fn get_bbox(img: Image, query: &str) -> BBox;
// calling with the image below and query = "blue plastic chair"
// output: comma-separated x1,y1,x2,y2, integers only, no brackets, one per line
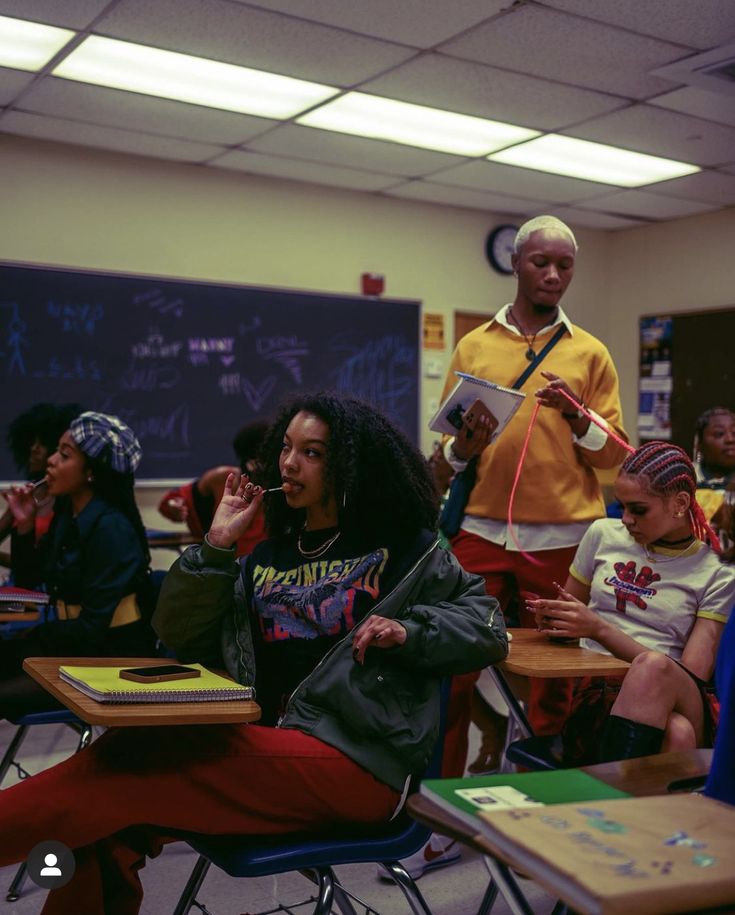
505,734,565,771
171,683,452,915
0,709,93,902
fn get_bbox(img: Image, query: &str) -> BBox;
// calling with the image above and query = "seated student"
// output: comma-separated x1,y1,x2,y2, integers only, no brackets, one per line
528,441,735,764
0,411,156,720
692,406,735,538
0,392,507,915
157,420,269,555
0,402,83,550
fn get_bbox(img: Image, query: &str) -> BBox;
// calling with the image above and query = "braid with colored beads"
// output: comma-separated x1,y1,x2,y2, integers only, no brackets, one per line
621,441,721,553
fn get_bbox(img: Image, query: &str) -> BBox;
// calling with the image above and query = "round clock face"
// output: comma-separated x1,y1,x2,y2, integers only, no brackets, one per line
485,224,518,275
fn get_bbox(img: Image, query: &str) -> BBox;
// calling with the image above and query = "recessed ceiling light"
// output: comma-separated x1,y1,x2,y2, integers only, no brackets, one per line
488,134,700,186
0,14,75,72
52,35,339,119
297,92,539,157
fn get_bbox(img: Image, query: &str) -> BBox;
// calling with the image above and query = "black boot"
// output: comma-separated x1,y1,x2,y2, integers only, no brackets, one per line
598,714,665,762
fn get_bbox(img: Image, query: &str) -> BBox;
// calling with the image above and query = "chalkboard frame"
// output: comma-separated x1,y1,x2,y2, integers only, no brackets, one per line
0,260,421,484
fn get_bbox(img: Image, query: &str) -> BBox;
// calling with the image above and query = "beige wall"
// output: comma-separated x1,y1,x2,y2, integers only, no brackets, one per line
2,134,734,547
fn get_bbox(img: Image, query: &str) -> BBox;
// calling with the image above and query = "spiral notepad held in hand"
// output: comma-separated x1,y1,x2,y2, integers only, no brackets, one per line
429,372,525,438
59,664,254,704
0,586,48,604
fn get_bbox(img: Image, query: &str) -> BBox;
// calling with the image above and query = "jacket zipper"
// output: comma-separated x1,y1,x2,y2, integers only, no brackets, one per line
276,537,441,724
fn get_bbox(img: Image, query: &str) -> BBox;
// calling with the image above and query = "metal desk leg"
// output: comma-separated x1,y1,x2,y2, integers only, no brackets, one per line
488,667,534,772
482,855,536,915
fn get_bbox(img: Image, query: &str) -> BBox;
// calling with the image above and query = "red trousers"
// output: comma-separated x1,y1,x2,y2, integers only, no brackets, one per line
0,723,399,915
449,530,579,738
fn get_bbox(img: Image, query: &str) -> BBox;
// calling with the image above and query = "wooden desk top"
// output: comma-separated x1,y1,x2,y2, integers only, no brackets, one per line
0,609,40,623
500,629,631,678
146,530,201,549
407,748,713,849
23,657,261,727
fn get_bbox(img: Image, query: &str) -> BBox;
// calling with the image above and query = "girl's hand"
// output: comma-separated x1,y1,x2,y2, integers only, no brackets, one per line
352,615,407,665
5,484,37,534
207,473,264,549
527,582,601,640
162,496,188,523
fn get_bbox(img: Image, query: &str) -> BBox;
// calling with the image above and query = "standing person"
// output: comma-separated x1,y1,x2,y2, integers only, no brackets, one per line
0,412,156,720
157,420,269,556
442,215,628,776
530,441,734,764
0,393,507,914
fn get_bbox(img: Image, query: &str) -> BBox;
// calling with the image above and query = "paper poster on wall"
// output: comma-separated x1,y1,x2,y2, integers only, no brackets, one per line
423,313,445,350
639,316,672,439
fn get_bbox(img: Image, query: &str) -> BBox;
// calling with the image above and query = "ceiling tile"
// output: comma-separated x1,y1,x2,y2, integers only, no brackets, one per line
543,0,735,50
229,0,506,48
721,165,735,176
650,86,735,129
19,77,278,145
0,0,110,29
546,205,647,230
384,181,548,215
246,124,462,177
95,0,415,87
0,67,34,105
644,169,735,205
211,149,399,190
575,189,719,219
563,104,735,166
434,160,616,202
0,110,224,161
361,54,627,131
440,4,692,99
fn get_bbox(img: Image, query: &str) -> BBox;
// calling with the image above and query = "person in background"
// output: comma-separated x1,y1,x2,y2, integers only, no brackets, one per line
692,407,735,538
0,392,507,913
158,420,269,556
438,215,628,792
530,441,734,764
0,411,156,720
0,402,83,551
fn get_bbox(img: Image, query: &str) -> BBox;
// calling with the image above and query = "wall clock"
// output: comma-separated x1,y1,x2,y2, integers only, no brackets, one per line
485,224,518,275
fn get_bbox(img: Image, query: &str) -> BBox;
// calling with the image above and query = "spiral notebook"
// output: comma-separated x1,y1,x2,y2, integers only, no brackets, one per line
0,586,49,611
59,664,254,704
429,371,525,438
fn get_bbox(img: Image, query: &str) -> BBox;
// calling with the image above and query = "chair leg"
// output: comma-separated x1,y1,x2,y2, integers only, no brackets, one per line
299,866,336,915
172,855,211,915
0,725,29,786
476,876,499,915
331,875,359,915
380,862,436,915
74,722,93,751
5,862,27,903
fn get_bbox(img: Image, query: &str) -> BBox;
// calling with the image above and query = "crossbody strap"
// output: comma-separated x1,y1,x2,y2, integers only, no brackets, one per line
511,323,567,390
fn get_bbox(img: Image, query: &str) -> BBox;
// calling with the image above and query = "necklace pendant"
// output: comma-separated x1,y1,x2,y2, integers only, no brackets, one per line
525,347,536,361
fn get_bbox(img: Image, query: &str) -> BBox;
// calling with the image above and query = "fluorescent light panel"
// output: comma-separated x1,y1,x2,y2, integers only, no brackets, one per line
52,35,339,119
489,134,700,186
297,92,539,156
0,14,75,72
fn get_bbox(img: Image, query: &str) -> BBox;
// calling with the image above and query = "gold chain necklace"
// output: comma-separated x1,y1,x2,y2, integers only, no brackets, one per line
509,309,540,361
297,529,341,558
643,540,695,564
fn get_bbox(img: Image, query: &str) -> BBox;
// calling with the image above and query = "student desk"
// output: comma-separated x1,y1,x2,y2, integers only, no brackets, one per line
0,610,40,623
146,530,201,553
22,657,261,727
408,748,714,915
492,629,631,742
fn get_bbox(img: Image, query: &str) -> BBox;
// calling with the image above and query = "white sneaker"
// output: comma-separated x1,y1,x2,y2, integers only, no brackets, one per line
377,838,461,880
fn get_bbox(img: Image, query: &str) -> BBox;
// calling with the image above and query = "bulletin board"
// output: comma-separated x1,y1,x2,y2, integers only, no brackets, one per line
639,307,735,451
0,263,420,481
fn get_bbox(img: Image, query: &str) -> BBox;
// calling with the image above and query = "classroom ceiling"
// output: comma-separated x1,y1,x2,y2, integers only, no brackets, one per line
2,0,735,230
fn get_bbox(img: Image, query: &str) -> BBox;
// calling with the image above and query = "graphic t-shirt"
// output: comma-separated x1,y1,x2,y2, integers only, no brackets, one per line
242,528,430,724
570,519,735,660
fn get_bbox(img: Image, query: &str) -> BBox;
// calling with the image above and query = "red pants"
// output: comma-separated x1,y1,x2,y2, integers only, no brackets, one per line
450,530,579,738
0,723,399,915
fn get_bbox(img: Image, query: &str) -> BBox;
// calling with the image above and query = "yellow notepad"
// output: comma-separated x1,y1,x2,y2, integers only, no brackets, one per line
59,664,254,704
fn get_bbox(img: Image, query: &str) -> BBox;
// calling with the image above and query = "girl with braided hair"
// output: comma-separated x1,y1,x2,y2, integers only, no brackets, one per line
529,440,735,764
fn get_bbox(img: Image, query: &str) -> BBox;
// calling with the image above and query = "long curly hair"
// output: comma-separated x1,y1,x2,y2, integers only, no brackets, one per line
6,402,84,477
259,392,439,543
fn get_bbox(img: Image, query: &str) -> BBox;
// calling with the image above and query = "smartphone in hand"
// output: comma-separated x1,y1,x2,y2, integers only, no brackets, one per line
462,400,499,439
119,664,201,683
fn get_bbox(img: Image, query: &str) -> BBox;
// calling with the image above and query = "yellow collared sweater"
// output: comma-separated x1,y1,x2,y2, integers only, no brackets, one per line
442,320,629,525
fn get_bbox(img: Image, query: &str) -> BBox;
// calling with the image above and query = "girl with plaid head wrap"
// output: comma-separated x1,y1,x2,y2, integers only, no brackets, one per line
527,440,735,765
1,412,156,721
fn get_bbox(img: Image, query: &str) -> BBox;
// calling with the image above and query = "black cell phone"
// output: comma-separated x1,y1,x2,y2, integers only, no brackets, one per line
119,664,201,683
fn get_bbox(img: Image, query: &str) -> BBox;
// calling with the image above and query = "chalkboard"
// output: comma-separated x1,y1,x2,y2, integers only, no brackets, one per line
0,264,420,481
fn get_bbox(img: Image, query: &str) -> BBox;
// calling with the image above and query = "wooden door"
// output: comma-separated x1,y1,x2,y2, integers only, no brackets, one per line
454,311,495,348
